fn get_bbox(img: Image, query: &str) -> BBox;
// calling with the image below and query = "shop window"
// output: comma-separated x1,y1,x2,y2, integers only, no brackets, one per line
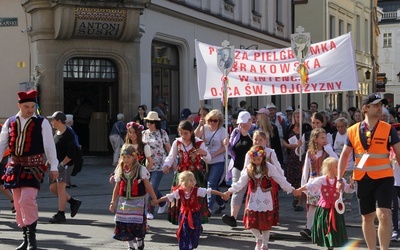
151,42,180,124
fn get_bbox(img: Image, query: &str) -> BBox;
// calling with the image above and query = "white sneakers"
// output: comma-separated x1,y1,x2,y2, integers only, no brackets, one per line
146,213,154,220
157,204,167,214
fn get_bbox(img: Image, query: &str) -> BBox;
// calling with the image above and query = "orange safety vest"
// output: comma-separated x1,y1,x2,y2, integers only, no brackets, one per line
348,121,393,180
0,123,10,158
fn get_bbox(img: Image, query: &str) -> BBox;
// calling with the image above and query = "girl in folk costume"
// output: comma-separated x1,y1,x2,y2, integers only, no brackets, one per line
163,120,211,225
125,122,153,172
152,171,227,250
243,130,285,226
294,157,354,249
109,144,157,250
300,128,338,239
225,145,295,250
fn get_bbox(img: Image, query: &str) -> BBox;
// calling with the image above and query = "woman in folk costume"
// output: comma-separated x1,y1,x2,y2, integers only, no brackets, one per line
109,144,157,250
294,157,354,249
299,128,338,239
152,171,227,250
163,120,211,225
225,145,295,250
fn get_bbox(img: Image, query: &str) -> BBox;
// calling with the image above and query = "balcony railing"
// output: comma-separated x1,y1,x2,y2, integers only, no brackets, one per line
382,11,400,20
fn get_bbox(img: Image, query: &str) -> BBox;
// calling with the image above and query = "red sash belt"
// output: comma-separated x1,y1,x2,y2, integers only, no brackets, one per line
176,208,194,240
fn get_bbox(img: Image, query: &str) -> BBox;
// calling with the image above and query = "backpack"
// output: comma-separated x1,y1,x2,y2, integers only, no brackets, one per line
71,145,83,176
68,126,84,176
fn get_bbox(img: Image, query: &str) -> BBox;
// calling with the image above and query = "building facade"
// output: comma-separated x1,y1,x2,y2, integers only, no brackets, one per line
295,0,374,110
0,0,293,152
377,0,400,108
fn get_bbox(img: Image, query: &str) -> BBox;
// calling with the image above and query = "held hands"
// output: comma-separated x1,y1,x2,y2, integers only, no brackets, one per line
222,191,232,201
292,189,302,197
151,199,159,207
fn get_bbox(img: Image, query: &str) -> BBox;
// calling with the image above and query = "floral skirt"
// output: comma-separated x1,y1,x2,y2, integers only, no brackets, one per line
312,206,348,248
243,209,274,231
168,170,209,225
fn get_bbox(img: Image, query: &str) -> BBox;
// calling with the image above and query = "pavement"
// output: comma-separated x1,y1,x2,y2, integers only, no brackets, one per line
0,154,399,250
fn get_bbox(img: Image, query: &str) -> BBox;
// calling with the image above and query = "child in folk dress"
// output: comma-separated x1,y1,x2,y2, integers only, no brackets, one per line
225,145,295,250
244,130,285,226
300,128,338,239
294,157,354,249
152,171,227,250
109,144,157,250
163,120,211,225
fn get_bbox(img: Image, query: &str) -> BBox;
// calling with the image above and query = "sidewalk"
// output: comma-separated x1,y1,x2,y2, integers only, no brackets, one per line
0,155,399,249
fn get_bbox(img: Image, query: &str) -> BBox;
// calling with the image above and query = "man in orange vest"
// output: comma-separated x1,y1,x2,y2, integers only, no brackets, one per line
337,93,400,250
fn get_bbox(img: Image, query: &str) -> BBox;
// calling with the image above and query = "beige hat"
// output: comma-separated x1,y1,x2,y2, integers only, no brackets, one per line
266,103,277,109
144,111,161,121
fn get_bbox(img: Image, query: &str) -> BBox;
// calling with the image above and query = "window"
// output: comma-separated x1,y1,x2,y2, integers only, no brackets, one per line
356,15,361,50
383,32,392,48
63,58,116,79
252,0,261,16
329,15,335,39
151,42,180,123
276,0,283,24
347,23,351,33
339,19,344,35
364,19,369,52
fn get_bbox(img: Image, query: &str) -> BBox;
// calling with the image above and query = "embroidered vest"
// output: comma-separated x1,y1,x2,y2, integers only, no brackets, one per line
318,176,339,208
178,187,201,213
248,174,272,192
8,116,45,156
118,171,146,198
176,140,204,171
309,150,327,177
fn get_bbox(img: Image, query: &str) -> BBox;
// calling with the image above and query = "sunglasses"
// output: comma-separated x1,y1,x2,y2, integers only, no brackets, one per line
208,119,219,123
146,121,155,124
332,113,338,116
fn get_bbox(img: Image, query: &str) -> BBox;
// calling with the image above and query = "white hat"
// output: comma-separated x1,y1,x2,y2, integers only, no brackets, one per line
266,103,277,109
237,111,251,124
65,114,74,123
144,111,161,121
285,106,293,111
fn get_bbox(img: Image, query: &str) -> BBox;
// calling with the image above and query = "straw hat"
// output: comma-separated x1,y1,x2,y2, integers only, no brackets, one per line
144,111,161,121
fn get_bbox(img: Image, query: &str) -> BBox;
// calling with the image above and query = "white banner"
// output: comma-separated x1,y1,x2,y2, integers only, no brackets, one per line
195,33,358,100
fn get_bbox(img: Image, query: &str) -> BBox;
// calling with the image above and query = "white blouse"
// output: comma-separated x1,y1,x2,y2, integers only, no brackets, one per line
166,187,212,202
228,162,294,212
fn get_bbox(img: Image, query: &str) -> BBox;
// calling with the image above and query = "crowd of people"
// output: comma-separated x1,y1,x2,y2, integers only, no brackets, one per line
1,90,400,250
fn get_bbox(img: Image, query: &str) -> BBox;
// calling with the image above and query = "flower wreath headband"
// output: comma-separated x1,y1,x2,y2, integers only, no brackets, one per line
126,122,144,131
248,147,266,158
121,149,138,157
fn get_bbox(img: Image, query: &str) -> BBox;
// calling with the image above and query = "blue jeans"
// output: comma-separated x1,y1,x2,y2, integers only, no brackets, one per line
147,170,166,214
207,162,225,210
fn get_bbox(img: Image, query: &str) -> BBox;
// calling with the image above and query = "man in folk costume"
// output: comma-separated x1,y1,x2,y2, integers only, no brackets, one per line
0,90,59,250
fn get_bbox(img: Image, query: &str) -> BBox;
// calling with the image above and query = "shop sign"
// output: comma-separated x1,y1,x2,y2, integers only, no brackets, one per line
0,18,18,27
73,8,126,39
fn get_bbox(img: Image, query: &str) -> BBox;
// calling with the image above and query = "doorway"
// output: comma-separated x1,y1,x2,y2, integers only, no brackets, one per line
63,58,118,153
